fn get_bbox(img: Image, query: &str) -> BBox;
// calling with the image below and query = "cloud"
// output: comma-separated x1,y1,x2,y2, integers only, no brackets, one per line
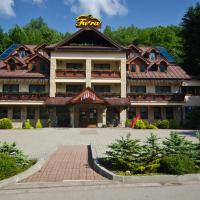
0,0,15,17
64,0,128,18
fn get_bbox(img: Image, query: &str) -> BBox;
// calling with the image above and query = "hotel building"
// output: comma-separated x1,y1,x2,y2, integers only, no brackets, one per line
0,26,199,128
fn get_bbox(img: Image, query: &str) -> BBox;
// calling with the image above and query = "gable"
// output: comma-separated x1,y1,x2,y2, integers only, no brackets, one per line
53,27,127,51
68,87,108,104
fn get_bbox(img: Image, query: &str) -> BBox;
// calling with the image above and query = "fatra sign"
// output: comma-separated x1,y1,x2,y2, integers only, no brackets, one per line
76,15,102,29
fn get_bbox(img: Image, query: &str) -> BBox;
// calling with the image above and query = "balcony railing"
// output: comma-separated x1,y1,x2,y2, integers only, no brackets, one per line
96,92,121,98
92,70,121,78
128,93,185,102
0,93,49,101
56,69,85,78
56,92,79,97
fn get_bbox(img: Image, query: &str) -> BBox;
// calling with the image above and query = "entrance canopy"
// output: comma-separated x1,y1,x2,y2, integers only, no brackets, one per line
45,87,130,106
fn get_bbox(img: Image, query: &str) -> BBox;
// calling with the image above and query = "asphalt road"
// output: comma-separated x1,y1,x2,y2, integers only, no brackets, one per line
0,183,200,200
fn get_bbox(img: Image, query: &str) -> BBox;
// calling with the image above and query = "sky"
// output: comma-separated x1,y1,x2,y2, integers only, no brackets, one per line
0,0,199,33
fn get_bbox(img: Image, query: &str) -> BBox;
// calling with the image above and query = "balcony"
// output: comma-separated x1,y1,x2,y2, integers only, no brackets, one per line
0,93,49,101
128,93,185,102
56,92,79,97
92,70,121,78
56,69,85,78
96,92,121,98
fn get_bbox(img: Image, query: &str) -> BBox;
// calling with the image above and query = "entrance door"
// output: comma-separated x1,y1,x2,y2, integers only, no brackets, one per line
56,107,70,127
79,108,97,127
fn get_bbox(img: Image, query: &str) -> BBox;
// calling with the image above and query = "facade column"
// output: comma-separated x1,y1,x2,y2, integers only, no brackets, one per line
148,106,154,123
120,58,126,98
49,107,57,127
120,107,126,127
86,59,92,88
70,106,74,127
8,107,12,119
50,58,56,97
102,107,107,127
21,106,27,122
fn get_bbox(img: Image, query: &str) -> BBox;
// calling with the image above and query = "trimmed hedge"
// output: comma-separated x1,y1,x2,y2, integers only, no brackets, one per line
0,118,13,129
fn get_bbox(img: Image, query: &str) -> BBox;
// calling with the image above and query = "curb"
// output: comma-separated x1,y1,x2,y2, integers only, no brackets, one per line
90,145,200,185
0,146,59,189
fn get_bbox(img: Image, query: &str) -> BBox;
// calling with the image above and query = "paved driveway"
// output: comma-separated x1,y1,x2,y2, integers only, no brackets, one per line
0,128,197,158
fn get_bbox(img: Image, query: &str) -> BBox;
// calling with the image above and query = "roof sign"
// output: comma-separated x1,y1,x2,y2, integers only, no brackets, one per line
76,15,102,29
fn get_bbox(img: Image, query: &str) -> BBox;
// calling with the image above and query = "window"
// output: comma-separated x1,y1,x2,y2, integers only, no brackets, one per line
94,64,110,70
27,107,35,119
182,86,200,95
3,84,19,93
8,59,16,71
40,64,47,73
19,50,26,58
154,107,162,119
149,52,156,61
0,107,8,118
32,64,36,72
13,107,21,120
128,107,136,119
166,107,174,119
94,85,111,93
155,86,171,93
66,63,83,70
130,64,136,72
160,62,167,72
140,107,148,119
66,85,83,93
140,64,146,72
29,85,45,93
130,86,146,93
39,107,49,119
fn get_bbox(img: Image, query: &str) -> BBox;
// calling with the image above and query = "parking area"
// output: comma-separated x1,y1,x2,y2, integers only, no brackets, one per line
0,128,197,159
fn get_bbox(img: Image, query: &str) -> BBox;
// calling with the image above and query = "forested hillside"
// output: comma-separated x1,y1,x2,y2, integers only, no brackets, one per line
0,3,199,75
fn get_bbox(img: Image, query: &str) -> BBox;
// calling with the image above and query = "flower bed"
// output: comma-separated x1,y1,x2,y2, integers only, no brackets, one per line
99,131,200,176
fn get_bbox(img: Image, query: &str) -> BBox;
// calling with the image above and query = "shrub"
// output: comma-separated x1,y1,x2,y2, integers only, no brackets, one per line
36,119,42,128
0,118,13,129
125,119,132,128
47,118,52,127
0,142,29,167
156,120,170,129
162,131,196,159
134,120,146,129
0,153,22,180
147,124,157,129
24,119,32,129
159,155,198,175
106,134,143,171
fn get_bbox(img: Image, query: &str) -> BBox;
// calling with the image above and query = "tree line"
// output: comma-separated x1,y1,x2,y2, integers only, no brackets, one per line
0,3,199,75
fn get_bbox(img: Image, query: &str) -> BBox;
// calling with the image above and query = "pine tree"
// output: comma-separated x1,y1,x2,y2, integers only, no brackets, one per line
162,131,196,159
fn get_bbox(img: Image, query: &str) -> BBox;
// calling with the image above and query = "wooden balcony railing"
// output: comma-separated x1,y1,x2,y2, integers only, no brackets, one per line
56,69,85,78
96,92,121,98
56,92,79,97
128,93,185,102
92,70,121,78
0,93,49,101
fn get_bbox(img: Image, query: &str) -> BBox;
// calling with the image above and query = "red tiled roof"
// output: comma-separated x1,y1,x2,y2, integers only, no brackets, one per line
0,70,46,78
45,97,72,106
105,97,130,106
127,65,191,80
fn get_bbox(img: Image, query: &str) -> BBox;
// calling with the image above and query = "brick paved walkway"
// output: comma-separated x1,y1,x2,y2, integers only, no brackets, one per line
22,146,106,182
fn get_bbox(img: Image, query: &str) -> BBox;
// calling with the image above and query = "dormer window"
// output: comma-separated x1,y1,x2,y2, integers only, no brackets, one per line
19,48,26,58
149,52,156,61
140,64,146,72
8,59,16,71
159,62,167,72
130,64,136,72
